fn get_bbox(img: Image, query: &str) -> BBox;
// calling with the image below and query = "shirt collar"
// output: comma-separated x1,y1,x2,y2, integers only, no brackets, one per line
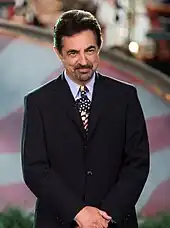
64,70,95,99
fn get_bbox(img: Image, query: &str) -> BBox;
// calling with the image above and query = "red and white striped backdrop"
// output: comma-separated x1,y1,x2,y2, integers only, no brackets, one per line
0,33,170,217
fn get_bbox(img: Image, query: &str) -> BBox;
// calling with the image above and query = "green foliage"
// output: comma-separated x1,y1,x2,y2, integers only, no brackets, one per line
140,213,170,228
0,207,170,228
0,208,33,228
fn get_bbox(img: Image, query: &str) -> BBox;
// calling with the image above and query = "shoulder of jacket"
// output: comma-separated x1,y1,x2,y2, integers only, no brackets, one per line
98,72,136,92
24,75,62,102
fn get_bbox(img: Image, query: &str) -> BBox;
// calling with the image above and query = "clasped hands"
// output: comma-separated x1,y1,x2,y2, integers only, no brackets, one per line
75,206,112,228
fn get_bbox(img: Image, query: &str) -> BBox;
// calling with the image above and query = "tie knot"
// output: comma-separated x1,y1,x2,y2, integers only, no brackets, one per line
80,85,87,97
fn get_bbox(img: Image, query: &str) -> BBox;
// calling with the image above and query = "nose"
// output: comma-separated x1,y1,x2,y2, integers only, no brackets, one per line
78,53,88,66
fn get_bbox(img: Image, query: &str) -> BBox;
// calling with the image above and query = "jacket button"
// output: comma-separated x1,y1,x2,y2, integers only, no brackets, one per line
87,170,93,175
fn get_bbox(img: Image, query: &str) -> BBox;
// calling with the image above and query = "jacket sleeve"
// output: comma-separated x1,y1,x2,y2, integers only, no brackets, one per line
100,87,150,225
21,95,85,225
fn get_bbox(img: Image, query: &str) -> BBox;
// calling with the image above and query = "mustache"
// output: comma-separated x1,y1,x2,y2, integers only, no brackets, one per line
75,64,93,70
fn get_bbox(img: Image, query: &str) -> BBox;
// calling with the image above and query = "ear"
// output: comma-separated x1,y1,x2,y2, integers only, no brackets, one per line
53,47,63,60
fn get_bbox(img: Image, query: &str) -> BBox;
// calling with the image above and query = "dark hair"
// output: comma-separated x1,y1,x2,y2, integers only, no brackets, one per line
53,10,102,53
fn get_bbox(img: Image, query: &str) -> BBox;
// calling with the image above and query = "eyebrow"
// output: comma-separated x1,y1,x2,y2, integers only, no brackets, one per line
67,45,97,55
67,49,79,55
85,45,96,51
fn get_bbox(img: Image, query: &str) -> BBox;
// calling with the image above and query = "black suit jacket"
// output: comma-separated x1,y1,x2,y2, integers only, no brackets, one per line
21,72,150,228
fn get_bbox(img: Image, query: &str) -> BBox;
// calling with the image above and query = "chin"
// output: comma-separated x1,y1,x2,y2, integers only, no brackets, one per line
79,73,93,82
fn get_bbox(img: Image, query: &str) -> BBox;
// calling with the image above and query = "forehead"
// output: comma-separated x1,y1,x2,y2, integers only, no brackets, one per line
62,30,97,50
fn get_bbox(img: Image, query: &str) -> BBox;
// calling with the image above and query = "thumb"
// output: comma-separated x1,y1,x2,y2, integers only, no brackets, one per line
98,210,112,220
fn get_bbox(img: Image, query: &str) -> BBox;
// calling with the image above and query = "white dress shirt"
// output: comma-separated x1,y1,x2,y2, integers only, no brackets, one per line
64,70,95,101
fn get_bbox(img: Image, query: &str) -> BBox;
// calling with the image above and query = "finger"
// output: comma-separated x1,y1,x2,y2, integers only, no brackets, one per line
93,221,102,228
102,213,111,220
99,219,109,228
97,222,103,228
98,210,112,220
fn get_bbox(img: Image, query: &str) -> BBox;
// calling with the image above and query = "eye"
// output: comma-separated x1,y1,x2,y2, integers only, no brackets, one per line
87,48,95,54
69,51,77,57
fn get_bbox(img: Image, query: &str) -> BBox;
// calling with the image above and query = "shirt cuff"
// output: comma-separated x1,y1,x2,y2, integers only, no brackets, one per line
110,218,116,224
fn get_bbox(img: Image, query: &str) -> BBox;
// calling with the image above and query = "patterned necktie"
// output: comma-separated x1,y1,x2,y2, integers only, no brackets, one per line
76,85,91,132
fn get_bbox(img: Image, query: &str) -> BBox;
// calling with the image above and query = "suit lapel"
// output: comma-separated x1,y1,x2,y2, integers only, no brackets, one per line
88,73,105,140
52,72,105,141
54,74,85,139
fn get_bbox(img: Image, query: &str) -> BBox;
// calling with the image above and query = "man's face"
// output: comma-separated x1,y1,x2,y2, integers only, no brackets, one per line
55,30,101,84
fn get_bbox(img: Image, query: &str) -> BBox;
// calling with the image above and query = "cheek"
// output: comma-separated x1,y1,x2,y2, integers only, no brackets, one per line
89,55,99,64
92,58,99,68
63,58,77,68
69,57,78,65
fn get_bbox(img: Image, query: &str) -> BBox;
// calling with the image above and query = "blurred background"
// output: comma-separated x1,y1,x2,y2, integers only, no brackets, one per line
0,0,170,227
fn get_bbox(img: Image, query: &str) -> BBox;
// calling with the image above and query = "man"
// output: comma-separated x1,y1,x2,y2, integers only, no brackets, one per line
21,10,150,228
